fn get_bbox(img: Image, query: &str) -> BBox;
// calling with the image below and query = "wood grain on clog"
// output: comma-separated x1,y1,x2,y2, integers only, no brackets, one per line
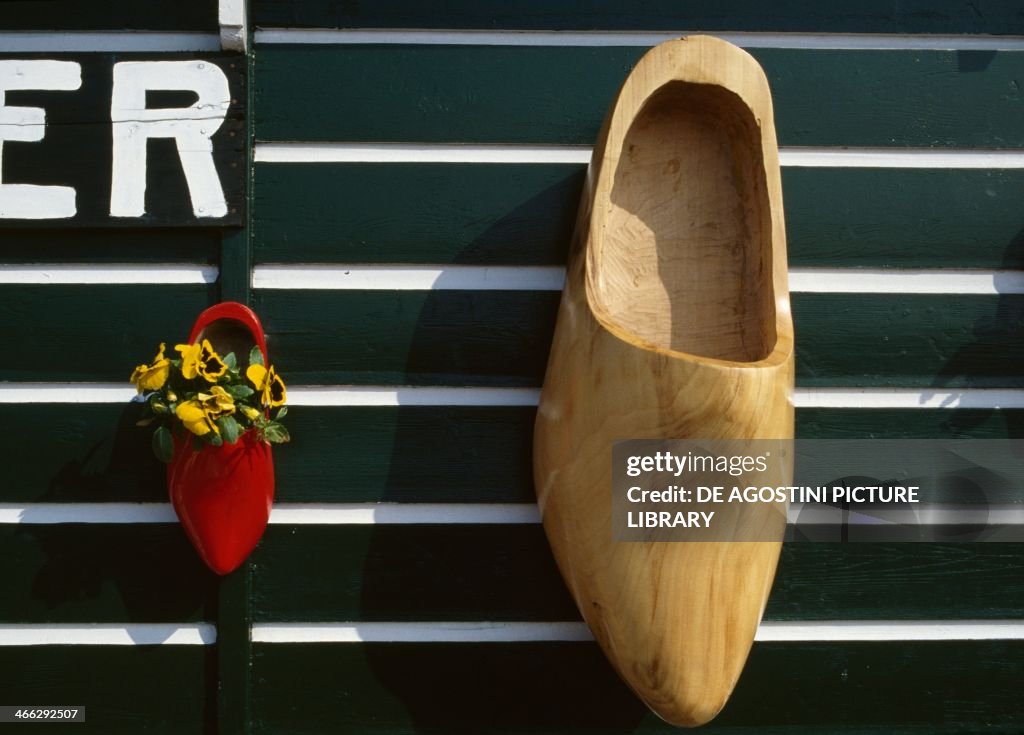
534,36,795,726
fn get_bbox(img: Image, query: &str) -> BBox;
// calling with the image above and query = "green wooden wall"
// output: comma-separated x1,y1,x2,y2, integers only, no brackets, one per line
2,2,1023,733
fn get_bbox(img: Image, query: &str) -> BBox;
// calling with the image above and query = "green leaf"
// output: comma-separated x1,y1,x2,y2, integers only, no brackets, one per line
208,432,223,447
217,415,241,444
152,426,174,463
136,416,156,427
263,422,291,444
222,352,237,370
249,345,264,367
274,406,288,420
226,384,255,399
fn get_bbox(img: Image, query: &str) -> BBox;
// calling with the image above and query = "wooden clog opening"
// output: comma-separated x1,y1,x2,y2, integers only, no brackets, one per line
198,320,257,369
597,81,776,363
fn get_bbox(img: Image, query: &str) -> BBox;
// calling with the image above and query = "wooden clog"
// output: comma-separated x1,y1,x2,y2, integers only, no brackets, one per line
168,302,275,575
533,36,794,726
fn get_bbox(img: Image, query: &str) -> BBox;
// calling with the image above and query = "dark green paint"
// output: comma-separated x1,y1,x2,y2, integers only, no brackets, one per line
253,163,582,265
275,406,535,503
255,291,1024,388
251,641,1024,733
0,229,220,264
255,164,1024,269
255,46,1024,147
253,289,559,386
794,293,1024,388
3,405,1021,504
251,0,1024,34
0,646,215,733
252,525,1024,623
0,403,167,503
0,285,216,381
0,525,215,623
0,1,216,30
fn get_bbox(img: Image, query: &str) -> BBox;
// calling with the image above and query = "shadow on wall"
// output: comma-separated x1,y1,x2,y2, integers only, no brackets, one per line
927,227,1024,438
14,400,217,636
355,170,652,732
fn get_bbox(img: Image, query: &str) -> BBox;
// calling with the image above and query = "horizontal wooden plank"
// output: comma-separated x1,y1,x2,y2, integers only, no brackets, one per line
254,165,1024,269
254,46,1024,147
0,401,1017,507
251,525,1024,622
0,229,220,264
0,284,215,381
255,290,559,386
0,2,216,31
251,1,1024,34
0,646,213,733
252,640,1024,733
794,293,1024,388
0,525,215,623
255,291,1024,388
3,405,1019,504
253,163,580,265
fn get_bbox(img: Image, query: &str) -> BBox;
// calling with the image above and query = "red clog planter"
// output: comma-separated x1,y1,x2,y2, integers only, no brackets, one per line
168,302,275,575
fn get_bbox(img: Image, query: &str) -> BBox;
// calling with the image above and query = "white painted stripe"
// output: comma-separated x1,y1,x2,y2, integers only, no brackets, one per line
0,264,218,285
792,388,1024,410
5,501,1020,527
287,385,542,407
256,142,1024,169
253,622,590,643
0,383,135,403
252,265,1024,295
0,624,216,646
253,264,565,291
254,28,1024,51
790,505,1024,526
790,268,1024,294
0,31,221,52
1,384,1022,410
0,504,177,524
255,142,591,165
251,619,1024,644
269,503,540,525
783,147,1024,169
2,262,1017,293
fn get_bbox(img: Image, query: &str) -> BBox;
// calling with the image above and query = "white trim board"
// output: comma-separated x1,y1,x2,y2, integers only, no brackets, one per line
251,619,1024,644
269,503,540,525
0,504,177,524
0,624,216,646
0,31,221,52
3,264,1020,294
219,0,248,52
254,29,1024,51
252,265,1024,296
255,143,1024,169
0,264,217,285
1,384,1023,410
4,502,1022,527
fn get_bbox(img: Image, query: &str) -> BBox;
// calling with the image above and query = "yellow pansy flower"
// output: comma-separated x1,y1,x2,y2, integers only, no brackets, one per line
246,363,287,408
130,343,170,393
174,387,236,437
176,400,217,436
175,339,228,382
198,386,236,418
